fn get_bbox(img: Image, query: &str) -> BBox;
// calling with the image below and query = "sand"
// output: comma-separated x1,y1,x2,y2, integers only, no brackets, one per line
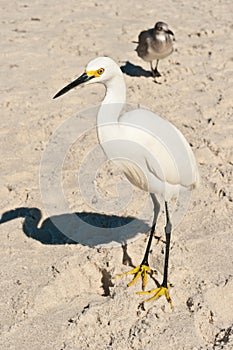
1,0,233,349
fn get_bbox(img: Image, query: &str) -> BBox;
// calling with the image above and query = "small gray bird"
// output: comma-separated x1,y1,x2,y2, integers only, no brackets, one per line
135,21,174,79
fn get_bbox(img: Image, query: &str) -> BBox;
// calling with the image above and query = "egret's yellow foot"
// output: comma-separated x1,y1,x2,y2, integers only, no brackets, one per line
116,264,153,289
138,285,173,309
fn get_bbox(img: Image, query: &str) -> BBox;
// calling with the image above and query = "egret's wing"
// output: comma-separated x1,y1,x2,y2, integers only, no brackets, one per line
119,108,199,188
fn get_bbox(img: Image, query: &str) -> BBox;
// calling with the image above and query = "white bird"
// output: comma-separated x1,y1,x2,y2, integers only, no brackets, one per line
53,57,199,307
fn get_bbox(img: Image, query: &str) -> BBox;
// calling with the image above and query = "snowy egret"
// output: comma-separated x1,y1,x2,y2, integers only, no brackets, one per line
135,21,174,79
53,57,199,307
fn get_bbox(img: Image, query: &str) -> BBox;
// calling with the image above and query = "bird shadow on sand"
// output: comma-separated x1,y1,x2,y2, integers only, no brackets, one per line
0,207,151,248
120,61,152,78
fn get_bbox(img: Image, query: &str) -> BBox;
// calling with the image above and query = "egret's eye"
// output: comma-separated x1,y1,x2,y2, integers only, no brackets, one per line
97,68,105,75
158,26,163,31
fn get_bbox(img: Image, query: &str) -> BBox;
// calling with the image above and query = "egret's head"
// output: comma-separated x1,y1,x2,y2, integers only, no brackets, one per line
53,57,121,99
85,57,121,82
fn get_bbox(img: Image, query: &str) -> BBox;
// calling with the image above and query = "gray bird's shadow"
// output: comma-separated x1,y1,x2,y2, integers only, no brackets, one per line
120,61,152,78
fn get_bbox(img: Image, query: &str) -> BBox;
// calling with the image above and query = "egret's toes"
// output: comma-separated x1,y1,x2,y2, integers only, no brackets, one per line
138,285,173,309
115,264,153,289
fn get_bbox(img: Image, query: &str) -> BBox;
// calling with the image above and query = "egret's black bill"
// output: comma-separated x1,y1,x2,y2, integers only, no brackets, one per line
53,72,94,99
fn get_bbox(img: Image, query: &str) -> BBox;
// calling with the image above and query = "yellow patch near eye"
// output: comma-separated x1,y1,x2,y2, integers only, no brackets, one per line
85,68,105,78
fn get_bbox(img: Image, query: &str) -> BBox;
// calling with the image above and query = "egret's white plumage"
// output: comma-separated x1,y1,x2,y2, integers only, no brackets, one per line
76,57,199,198
53,56,199,307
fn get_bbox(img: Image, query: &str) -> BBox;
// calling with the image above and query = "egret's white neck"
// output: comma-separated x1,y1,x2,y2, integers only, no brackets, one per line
102,74,126,105
97,74,126,127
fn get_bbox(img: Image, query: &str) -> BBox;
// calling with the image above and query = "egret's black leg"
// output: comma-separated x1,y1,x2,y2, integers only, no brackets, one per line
116,195,159,289
138,201,173,308
140,222,156,267
161,201,172,288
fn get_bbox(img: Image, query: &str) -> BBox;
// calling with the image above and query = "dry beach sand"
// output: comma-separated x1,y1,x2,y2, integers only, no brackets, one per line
1,0,233,349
